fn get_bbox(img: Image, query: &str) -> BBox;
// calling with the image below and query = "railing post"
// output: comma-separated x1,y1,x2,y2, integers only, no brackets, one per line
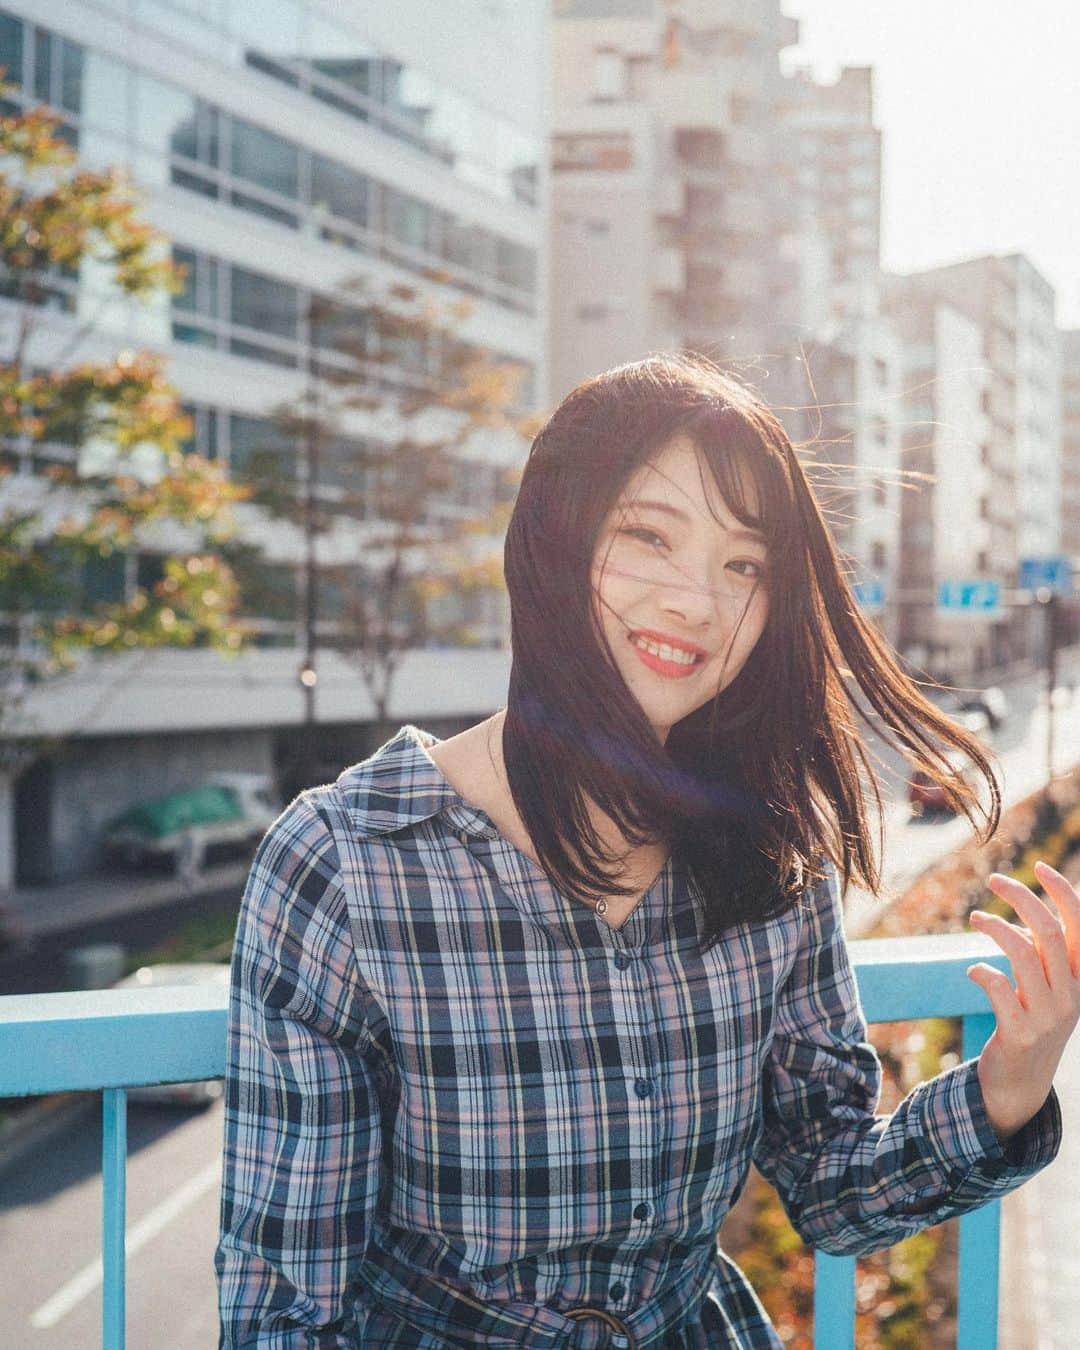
102,1088,128,1350
813,1253,856,1350
957,1012,999,1350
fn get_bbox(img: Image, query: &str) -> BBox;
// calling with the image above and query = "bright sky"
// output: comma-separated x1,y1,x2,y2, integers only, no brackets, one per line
780,0,1080,330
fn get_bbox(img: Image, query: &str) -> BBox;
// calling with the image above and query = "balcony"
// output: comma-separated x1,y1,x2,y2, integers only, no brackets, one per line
0,936,1032,1348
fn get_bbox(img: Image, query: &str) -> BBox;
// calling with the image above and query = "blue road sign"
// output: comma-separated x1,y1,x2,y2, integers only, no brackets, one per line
937,579,1001,617
853,578,885,613
1019,556,1073,594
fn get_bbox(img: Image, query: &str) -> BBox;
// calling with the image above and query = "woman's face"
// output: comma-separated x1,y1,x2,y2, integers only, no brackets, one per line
590,435,770,743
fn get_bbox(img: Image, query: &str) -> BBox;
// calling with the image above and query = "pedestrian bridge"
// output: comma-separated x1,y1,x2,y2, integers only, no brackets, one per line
0,933,1021,1349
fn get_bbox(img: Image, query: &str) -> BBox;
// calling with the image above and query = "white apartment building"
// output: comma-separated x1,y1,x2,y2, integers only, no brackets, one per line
1063,330,1080,569
883,255,1062,677
782,313,904,649
0,0,549,883
549,0,799,403
776,65,881,334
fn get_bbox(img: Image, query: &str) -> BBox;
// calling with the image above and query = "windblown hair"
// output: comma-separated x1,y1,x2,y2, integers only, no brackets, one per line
501,352,1001,952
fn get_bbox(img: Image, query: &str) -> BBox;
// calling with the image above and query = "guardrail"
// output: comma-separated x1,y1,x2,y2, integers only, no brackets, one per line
0,933,1016,1349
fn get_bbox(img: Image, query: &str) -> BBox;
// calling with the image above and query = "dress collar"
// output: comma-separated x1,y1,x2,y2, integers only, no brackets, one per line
335,724,498,840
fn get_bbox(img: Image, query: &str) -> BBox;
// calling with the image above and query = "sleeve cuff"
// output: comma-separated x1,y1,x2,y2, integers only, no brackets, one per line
924,1057,1062,1179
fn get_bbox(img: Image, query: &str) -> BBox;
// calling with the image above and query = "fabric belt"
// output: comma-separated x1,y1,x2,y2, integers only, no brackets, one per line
354,1240,717,1348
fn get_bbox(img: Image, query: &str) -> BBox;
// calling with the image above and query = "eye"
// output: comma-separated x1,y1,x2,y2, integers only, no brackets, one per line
620,526,668,550
728,559,766,580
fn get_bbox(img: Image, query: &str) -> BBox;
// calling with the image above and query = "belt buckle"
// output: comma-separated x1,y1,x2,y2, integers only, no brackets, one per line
564,1306,637,1349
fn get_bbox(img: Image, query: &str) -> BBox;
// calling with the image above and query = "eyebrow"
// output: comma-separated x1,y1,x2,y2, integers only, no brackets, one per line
620,498,767,544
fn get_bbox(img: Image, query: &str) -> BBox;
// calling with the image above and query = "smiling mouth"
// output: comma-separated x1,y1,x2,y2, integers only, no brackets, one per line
627,630,707,677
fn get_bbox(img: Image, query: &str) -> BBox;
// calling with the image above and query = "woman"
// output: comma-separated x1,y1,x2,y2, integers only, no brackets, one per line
216,354,1076,1347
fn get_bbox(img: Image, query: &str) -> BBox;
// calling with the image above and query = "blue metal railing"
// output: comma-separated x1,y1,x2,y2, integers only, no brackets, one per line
0,933,1014,1349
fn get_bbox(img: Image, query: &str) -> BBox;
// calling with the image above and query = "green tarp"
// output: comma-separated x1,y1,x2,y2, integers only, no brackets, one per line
107,785,243,840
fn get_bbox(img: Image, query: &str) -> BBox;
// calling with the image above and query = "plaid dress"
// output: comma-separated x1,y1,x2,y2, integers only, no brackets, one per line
216,725,1061,1347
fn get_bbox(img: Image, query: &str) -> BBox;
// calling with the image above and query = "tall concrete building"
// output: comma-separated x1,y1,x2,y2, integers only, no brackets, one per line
775,65,881,333
882,255,1061,677
781,313,904,649
549,3,903,642
0,0,549,883
550,0,799,402
1062,330,1080,568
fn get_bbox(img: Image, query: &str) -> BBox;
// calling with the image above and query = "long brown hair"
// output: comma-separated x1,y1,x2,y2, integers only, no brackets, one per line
502,352,1000,951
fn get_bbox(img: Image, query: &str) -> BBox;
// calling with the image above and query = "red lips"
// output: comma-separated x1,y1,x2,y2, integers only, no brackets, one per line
626,627,708,659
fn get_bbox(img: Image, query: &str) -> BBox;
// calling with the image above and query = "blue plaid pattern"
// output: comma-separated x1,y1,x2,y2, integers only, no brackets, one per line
216,725,1062,1346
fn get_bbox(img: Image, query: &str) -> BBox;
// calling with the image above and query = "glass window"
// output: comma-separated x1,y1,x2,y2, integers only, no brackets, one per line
0,13,24,89
228,413,295,481
306,13,377,109
169,98,219,167
33,26,51,103
173,322,218,349
230,266,298,340
383,186,430,254
133,73,197,160
440,216,475,273
310,154,368,227
59,35,82,113
230,116,299,198
495,239,536,293
82,551,127,608
83,51,129,136
173,246,199,312
310,296,366,355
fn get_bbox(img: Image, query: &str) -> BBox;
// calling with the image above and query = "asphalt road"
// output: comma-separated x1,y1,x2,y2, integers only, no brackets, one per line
0,1094,224,1350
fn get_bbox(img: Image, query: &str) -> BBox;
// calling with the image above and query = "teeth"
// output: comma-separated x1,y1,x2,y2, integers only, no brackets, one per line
632,635,698,665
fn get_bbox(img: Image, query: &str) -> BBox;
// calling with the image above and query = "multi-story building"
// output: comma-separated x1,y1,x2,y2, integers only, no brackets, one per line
775,65,881,334
549,0,799,402
0,0,549,883
882,254,1061,677
781,312,904,649
1062,330,1080,567
549,5,904,640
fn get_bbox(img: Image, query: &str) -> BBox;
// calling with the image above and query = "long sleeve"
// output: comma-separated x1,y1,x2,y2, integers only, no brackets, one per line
751,862,1062,1258
215,794,384,1347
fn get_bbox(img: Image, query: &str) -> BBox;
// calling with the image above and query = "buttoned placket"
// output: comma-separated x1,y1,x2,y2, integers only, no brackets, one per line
438,795,672,1321
596,886,662,1317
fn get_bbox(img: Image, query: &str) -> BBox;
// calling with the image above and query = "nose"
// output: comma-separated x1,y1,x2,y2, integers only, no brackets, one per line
655,564,721,630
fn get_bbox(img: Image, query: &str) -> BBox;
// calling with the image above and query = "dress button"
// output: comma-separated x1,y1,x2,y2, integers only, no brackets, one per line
614,953,631,970
633,1202,650,1220
609,1282,626,1301
634,1078,653,1098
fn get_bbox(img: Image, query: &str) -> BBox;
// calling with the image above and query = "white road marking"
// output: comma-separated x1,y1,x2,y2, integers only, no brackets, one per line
29,1158,221,1329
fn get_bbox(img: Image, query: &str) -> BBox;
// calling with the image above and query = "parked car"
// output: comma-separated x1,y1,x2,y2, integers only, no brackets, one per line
111,962,231,1107
103,772,280,872
907,748,977,816
954,685,1009,731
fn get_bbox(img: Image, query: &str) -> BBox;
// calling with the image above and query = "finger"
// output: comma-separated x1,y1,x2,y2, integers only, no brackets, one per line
986,874,1072,991
969,910,1049,1011
1034,860,1080,978
967,961,1023,1029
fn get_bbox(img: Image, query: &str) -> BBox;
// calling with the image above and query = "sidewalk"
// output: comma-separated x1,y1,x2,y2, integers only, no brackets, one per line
3,858,251,941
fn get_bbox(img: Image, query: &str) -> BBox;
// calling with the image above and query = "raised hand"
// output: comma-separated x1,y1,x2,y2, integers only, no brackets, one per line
966,860,1080,1144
